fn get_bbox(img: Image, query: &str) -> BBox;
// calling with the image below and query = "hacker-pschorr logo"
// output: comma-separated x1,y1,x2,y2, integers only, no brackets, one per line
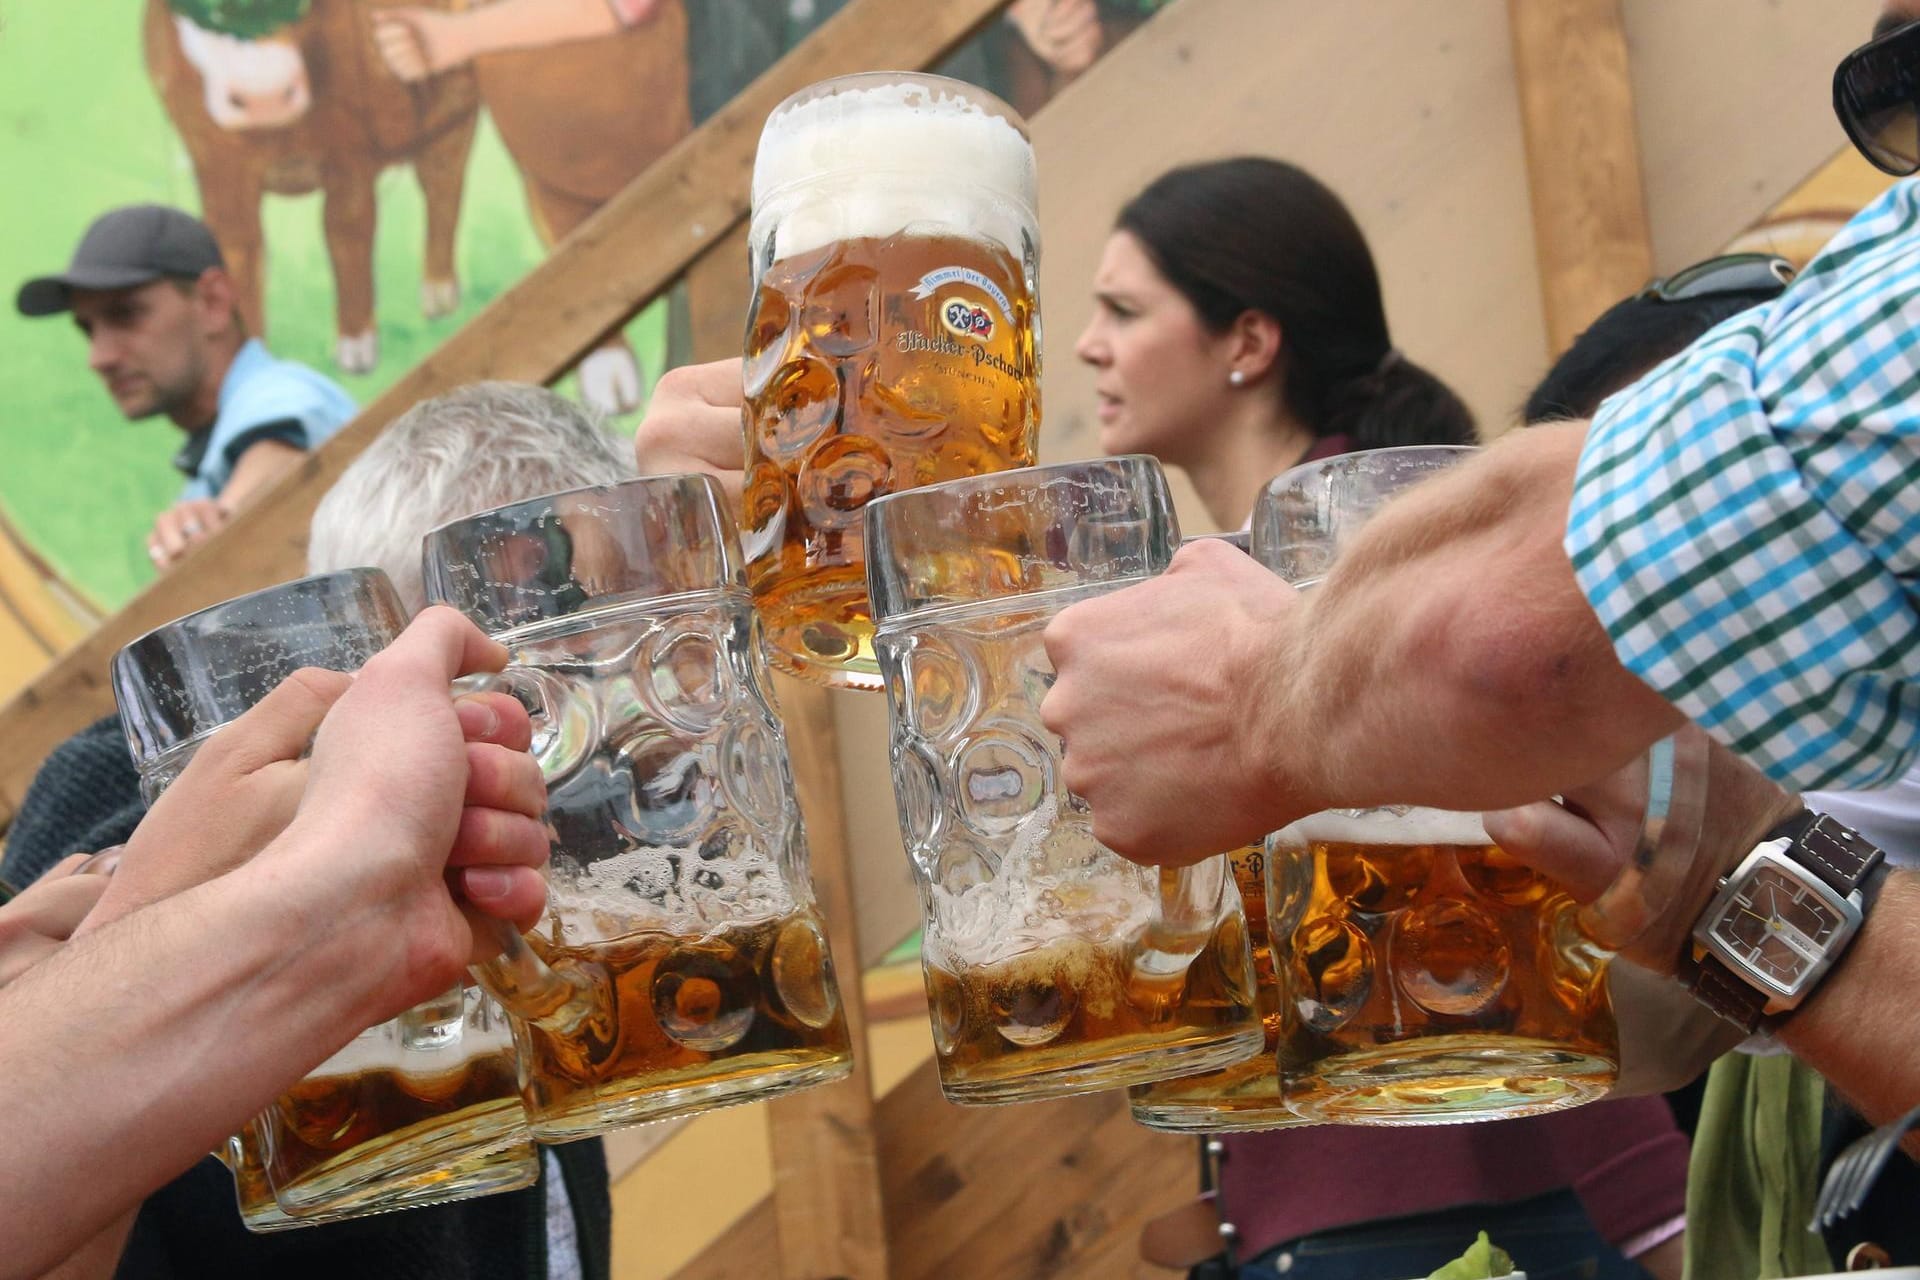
940,297,995,340
912,266,1010,343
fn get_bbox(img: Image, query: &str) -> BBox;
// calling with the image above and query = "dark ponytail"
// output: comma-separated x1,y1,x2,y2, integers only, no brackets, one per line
1116,158,1476,449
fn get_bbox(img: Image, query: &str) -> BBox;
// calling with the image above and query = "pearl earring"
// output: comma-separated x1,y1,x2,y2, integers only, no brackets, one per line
1229,370,1246,387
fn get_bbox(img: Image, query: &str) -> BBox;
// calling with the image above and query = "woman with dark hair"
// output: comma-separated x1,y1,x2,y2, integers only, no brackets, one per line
1076,157,1475,530
1093,160,1686,1280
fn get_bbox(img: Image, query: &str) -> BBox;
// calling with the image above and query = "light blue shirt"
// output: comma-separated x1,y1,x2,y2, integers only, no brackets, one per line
177,338,355,501
1566,179,1920,792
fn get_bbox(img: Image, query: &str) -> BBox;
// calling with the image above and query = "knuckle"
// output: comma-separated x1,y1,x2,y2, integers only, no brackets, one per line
652,364,696,398
285,665,352,703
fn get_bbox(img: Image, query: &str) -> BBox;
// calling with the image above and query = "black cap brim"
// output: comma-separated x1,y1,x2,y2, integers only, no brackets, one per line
16,265,168,317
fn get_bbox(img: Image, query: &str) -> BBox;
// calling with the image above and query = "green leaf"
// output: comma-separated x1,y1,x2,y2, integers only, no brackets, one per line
1427,1232,1515,1280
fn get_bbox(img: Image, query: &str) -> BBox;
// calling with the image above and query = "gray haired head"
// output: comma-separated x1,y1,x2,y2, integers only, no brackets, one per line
308,381,635,612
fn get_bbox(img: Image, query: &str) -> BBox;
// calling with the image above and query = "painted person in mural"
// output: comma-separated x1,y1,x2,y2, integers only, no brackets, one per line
15,204,356,575
372,0,1168,122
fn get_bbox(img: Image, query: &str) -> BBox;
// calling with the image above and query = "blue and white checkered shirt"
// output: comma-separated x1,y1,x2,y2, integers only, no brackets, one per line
1566,179,1920,792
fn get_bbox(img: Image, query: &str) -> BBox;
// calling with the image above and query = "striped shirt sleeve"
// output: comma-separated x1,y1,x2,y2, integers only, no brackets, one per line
1565,180,1920,792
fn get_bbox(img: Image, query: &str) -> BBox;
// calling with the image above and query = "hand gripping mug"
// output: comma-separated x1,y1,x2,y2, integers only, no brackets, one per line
1249,446,1704,1124
111,569,536,1229
1122,535,1308,1134
422,475,853,1142
865,456,1264,1104
743,72,1042,690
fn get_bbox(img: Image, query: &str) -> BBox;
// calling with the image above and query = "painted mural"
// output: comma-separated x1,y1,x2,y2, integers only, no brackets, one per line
0,0,1165,702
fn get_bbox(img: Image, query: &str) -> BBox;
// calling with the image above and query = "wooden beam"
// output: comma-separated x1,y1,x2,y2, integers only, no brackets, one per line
1507,0,1654,354
673,1055,1197,1280
764,678,889,1280
0,0,1013,827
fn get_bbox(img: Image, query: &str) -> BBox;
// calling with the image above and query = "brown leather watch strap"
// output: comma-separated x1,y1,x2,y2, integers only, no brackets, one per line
1787,812,1884,897
1686,955,1766,1035
1687,809,1886,1032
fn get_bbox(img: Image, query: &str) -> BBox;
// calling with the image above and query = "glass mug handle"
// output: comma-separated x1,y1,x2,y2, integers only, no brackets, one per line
1573,724,1710,952
455,669,611,1039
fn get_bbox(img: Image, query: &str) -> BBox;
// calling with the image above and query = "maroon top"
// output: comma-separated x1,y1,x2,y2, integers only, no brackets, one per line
1218,1096,1689,1254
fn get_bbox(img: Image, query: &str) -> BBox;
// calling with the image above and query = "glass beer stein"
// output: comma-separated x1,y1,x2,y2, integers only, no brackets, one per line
422,475,853,1142
1126,840,1309,1132
1250,447,1701,1124
112,569,537,1228
744,71,1042,690
866,457,1264,1104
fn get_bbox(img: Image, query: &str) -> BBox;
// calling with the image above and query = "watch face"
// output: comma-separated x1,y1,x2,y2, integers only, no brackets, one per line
1708,864,1841,988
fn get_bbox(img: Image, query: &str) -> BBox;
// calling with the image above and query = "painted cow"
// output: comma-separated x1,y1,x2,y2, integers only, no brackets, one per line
146,0,480,373
470,0,692,412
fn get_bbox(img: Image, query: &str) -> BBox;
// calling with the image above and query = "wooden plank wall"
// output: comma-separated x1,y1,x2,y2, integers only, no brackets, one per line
670,1058,1196,1280
1507,0,1652,354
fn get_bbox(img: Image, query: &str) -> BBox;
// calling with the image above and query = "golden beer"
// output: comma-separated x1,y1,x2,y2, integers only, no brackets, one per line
266,1051,530,1213
512,906,853,1141
1271,810,1618,1124
745,73,1041,690
227,1119,296,1233
925,904,1258,1102
1127,843,1309,1132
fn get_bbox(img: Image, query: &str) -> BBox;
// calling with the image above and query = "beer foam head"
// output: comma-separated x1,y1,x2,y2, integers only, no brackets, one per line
1281,806,1492,847
751,75,1037,260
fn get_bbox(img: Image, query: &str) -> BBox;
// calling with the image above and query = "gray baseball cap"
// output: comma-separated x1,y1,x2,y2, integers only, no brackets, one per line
17,205,225,317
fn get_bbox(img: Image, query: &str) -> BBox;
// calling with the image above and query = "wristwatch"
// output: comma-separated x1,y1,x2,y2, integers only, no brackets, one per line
1686,809,1888,1033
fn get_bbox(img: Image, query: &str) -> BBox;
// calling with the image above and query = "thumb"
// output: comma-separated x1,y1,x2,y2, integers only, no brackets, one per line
216,667,356,771
1482,801,1620,901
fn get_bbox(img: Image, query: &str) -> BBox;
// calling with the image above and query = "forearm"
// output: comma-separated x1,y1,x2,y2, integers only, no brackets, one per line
462,0,624,53
41,1213,135,1280
1277,424,1684,812
217,439,305,513
1778,871,1920,1129
0,852,378,1277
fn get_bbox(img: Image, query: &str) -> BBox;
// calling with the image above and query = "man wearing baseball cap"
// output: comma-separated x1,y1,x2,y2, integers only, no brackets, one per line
18,205,356,572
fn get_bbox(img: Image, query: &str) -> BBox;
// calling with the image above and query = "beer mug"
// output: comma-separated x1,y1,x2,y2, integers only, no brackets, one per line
1249,447,1702,1123
744,72,1042,691
112,569,537,1229
1127,533,1307,1133
1127,840,1308,1132
866,457,1264,1104
422,476,854,1142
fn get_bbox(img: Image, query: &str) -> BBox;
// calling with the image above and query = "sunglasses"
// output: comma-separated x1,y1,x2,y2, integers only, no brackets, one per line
1639,253,1796,304
1835,19,1920,175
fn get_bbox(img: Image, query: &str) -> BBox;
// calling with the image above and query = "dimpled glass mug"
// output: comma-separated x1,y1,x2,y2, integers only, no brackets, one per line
865,456,1264,1104
742,71,1042,691
1126,837,1309,1132
422,475,853,1142
111,569,536,1229
1250,446,1703,1124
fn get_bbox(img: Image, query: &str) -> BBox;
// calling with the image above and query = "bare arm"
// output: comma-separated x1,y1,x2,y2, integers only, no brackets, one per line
218,437,307,513
1042,423,1685,862
1279,422,1685,814
0,858,388,1278
1778,872,1920,1130
0,610,550,1278
374,0,644,80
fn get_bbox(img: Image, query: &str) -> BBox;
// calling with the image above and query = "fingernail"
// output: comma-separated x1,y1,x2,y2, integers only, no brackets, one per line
457,698,500,739
463,867,514,900
82,847,123,878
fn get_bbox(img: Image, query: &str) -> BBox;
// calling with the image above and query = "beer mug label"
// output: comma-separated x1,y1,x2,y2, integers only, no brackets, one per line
940,297,996,342
911,266,1013,318
889,256,1027,385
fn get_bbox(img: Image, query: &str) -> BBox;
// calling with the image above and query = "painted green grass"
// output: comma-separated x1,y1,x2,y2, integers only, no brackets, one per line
0,1,663,608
